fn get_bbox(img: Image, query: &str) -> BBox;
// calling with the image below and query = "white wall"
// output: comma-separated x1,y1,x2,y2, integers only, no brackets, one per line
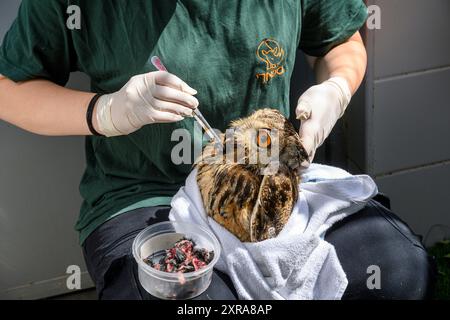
347,0,450,244
0,0,93,299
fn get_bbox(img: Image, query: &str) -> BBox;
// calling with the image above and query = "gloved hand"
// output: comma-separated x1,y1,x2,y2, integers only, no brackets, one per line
95,71,199,137
296,76,352,167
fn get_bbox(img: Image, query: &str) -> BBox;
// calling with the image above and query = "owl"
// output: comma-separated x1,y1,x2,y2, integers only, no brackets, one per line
195,109,308,242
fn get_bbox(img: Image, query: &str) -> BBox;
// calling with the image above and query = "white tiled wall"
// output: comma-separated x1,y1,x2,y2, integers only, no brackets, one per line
348,0,450,241
373,68,450,175
374,0,450,79
376,163,450,242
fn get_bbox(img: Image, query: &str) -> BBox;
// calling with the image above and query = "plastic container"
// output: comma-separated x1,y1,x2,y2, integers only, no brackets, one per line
132,221,221,300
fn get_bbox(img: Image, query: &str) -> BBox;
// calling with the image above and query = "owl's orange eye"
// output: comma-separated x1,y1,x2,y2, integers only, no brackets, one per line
256,130,271,148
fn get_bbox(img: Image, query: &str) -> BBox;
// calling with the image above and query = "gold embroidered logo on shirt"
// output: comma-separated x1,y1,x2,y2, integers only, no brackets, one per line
256,38,286,84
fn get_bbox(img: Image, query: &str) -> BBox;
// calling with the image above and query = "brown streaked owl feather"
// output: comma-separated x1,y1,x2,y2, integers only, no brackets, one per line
195,109,308,242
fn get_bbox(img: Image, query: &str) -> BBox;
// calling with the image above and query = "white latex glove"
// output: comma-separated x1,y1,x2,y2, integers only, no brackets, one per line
95,71,199,137
296,76,352,167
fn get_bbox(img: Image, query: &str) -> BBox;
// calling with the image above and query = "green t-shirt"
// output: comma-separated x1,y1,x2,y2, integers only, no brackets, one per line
0,0,367,244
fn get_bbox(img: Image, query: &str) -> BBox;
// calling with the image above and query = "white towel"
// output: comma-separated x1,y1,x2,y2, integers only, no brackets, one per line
169,164,378,300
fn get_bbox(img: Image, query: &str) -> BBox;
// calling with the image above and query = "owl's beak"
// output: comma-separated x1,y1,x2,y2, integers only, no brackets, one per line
298,142,309,161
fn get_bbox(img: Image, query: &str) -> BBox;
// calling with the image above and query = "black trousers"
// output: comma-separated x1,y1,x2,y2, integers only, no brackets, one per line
83,197,436,300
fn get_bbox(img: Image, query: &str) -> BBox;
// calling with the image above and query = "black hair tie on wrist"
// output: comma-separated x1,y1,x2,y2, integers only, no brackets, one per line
86,93,104,136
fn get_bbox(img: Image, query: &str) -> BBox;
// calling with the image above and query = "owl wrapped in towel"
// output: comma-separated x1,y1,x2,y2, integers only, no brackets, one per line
195,109,308,242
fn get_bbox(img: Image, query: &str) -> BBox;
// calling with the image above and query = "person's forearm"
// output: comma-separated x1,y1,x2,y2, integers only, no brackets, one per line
0,75,95,136
306,31,367,94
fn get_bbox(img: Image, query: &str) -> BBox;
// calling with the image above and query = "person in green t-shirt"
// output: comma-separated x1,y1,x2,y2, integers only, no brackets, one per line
0,0,369,244
0,1,434,300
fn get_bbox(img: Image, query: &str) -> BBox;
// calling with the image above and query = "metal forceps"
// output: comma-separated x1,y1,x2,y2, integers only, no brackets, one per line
151,56,223,149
